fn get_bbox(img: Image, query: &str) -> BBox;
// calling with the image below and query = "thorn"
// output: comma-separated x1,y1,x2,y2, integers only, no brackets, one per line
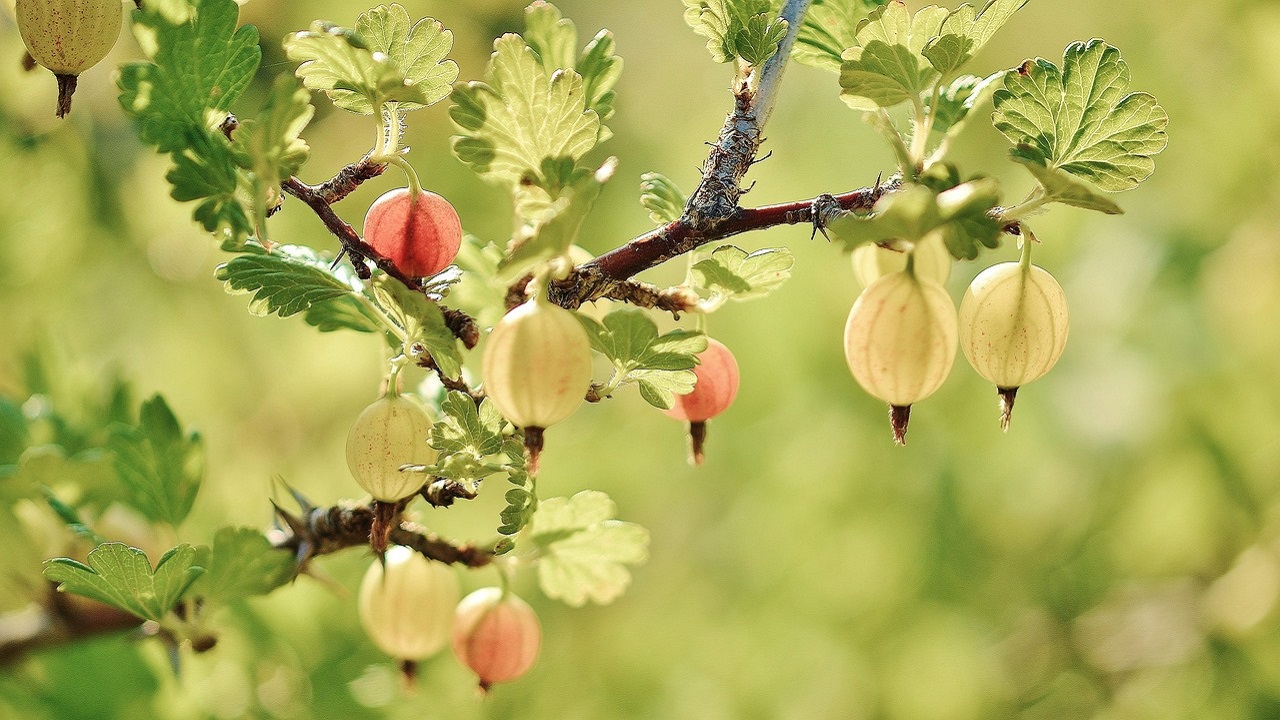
269,499,307,538
740,180,756,195
750,150,773,166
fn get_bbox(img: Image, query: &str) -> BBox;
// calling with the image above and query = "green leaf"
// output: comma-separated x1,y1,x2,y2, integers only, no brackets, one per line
0,397,28,466
927,71,1004,137
496,158,615,282
576,310,705,407
497,437,535,537
524,2,621,130
450,24,605,198
230,76,314,237
284,5,457,115
430,393,506,457
354,4,459,112
683,0,786,66
371,278,465,378
530,491,649,607
1014,156,1123,214
44,543,205,622
922,0,1028,77
826,178,1002,260
992,39,1169,192
2,446,114,507
690,245,795,303
118,0,260,153
117,0,261,242
105,396,204,527
838,2,947,110
194,527,295,605
639,172,686,223
792,0,889,72
215,245,382,334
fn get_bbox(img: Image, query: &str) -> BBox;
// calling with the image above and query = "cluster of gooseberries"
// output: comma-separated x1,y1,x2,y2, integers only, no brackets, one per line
358,546,540,691
843,233,1070,443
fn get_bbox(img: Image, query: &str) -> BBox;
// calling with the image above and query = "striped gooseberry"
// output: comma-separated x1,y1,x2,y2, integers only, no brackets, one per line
958,248,1069,430
362,188,463,278
843,267,958,444
345,393,435,502
481,298,593,472
452,587,541,692
358,546,459,672
851,233,952,288
16,0,122,117
664,338,740,464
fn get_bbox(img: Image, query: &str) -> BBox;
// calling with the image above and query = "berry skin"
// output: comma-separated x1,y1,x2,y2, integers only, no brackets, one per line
481,299,592,471
664,338,740,423
452,587,541,692
958,259,1069,430
358,545,459,661
16,0,122,117
346,394,436,502
362,188,463,278
843,269,958,444
851,233,952,288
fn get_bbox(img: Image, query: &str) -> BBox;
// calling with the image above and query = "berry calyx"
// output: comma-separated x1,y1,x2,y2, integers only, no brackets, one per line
452,587,541,693
480,298,593,473
345,393,436,503
851,233,952,288
664,338,740,464
16,0,122,117
958,248,1069,430
843,265,958,445
358,546,460,669
362,188,463,278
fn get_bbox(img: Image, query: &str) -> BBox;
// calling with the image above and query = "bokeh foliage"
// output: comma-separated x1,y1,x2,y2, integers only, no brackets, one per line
2,1,1279,718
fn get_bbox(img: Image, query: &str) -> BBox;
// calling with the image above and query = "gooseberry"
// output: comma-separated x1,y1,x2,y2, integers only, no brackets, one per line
452,587,541,692
362,188,463,278
481,298,593,472
358,546,459,665
844,268,958,445
665,338,740,464
346,393,436,502
16,0,122,117
958,256,1069,430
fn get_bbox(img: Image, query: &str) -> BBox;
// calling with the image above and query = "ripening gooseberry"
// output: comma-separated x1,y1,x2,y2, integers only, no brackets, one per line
362,188,463,278
358,546,459,664
664,338,740,464
16,0,122,117
958,257,1069,430
851,233,952,288
452,587,541,692
481,298,593,472
346,394,435,502
843,268,958,445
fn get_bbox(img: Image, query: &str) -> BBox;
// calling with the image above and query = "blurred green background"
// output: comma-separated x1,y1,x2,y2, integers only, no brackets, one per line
2,0,1279,718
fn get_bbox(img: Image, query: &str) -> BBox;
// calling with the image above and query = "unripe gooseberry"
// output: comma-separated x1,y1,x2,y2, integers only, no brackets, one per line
664,338,740,465
346,394,435,502
358,545,460,663
844,269,958,445
16,0,122,117
452,587,541,692
481,299,593,472
362,188,463,278
851,233,952,288
958,258,1069,430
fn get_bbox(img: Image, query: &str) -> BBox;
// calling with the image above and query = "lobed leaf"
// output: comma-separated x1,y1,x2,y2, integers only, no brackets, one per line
106,396,204,528
285,4,457,115
922,0,1029,78
44,543,204,622
838,3,947,110
495,158,616,282
430,393,506,457
792,0,889,72
826,177,1002,260
639,172,686,224
690,245,795,302
992,39,1169,192
215,245,382,334
530,491,650,606
576,310,706,407
683,0,787,67
194,527,295,605
371,279,465,378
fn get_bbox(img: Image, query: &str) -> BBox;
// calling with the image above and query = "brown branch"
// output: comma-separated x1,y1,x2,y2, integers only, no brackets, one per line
546,178,899,310
312,156,387,204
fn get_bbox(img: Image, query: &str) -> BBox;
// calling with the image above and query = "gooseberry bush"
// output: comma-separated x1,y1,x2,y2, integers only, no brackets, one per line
0,0,1168,704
